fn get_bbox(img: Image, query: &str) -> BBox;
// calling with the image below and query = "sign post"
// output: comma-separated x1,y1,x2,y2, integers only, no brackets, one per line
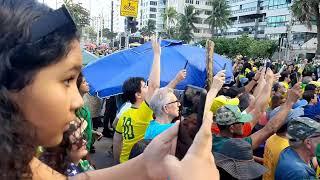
120,0,139,17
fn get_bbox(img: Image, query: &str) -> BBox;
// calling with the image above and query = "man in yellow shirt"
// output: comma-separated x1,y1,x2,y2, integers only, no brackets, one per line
279,71,291,90
113,38,187,163
263,107,303,180
112,37,161,164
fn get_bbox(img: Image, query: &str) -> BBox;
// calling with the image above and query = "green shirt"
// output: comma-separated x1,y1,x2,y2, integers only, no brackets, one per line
212,135,252,153
76,105,93,151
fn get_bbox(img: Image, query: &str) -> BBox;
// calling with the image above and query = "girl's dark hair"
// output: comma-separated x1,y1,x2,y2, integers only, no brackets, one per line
0,0,79,178
39,124,77,174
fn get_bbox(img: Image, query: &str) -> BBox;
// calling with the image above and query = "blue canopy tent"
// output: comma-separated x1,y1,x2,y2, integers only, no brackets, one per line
82,49,98,65
83,40,233,98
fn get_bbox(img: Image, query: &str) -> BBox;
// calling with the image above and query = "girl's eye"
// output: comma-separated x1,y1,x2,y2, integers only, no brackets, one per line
64,77,75,87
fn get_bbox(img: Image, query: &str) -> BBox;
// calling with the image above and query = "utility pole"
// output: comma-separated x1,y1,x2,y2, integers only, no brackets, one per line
100,13,103,43
286,14,293,62
96,16,100,45
111,0,114,47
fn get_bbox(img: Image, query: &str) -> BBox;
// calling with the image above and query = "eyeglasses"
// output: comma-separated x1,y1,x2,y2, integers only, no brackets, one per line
143,80,149,88
166,100,180,105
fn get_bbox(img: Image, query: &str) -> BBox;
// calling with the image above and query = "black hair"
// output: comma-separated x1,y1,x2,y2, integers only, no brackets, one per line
279,71,290,82
122,77,145,104
0,0,79,178
273,83,280,92
239,93,250,112
129,139,151,159
217,124,231,131
305,84,317,91
276,122,288,134
303,90,316,103
271,94,282,110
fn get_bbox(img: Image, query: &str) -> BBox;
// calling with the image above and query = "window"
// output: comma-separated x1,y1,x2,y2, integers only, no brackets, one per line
196,0,200,4
150,1,157,5
267,15,288,27
150,7,157,12
194,29,200,33
205,1,213,6
268,0,289,9
185,0,194,3
150,14,156,18
205,11,212,15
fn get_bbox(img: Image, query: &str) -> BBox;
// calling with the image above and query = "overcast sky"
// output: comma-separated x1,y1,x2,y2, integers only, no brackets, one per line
40,0,111,17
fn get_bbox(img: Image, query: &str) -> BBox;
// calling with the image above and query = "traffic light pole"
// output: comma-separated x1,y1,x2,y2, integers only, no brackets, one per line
125,28,130,49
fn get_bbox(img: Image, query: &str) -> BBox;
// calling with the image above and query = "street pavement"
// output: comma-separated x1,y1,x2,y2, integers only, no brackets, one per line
90,134,115,169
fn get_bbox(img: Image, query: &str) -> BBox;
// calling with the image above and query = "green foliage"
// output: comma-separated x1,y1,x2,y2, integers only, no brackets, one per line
83,26,96,41
206,0,231,37
163,7,178,28
202,35,277,58
102,28,117,40
291,0,320,55
64,0,90,29
140,20,156,37
178,5,200,43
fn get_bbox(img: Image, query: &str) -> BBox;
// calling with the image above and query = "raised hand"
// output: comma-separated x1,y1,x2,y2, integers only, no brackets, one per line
265,68,274,84
175,69,187,82
286,82,303,106
151,35,161,55
211,70,226,91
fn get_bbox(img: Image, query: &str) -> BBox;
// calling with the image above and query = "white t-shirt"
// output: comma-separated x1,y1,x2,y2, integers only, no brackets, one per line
116,102,132,119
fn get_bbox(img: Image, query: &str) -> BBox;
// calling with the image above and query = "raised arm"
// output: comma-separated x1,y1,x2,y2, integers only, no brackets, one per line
247,68,273,128
250,83,302,150
166,69,187,89
203,70,226,121
145,37,161,104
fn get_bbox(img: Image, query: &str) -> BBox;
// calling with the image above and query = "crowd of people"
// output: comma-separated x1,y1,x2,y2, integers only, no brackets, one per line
84,44,118,58
2,0,320,180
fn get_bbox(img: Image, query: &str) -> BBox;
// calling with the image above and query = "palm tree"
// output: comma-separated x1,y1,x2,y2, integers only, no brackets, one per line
206,0,231,37
162,7,178,38
291,0,320,56
140,20,156,38
178,5,200,43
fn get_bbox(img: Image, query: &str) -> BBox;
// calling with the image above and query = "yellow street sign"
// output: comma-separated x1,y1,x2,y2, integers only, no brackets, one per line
120,0,139,17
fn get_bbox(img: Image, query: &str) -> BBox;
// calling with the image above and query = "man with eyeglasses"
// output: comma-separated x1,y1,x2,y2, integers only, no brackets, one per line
144,87,181,140
275,117,320,180
113,37,187,164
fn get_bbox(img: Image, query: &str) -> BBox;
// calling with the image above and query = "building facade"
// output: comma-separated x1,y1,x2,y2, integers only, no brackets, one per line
138,0,167,32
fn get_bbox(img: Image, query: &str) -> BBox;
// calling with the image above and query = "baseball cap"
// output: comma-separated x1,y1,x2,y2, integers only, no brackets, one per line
216,105,253,126
210,96,239,114
287,117,320,141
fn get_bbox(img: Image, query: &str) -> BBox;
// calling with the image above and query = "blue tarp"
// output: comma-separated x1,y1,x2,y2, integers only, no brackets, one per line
82,49,98,65
83,39,233,98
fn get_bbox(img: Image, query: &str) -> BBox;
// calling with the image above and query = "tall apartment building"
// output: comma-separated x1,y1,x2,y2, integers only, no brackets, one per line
138,0,167,32
224,0,317,58
138,0,213,42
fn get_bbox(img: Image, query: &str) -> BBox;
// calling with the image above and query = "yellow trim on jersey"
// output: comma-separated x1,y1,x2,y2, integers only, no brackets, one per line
116,101,153,163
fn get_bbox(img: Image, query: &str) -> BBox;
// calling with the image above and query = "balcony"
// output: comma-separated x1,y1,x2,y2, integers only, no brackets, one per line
231,7,257,16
